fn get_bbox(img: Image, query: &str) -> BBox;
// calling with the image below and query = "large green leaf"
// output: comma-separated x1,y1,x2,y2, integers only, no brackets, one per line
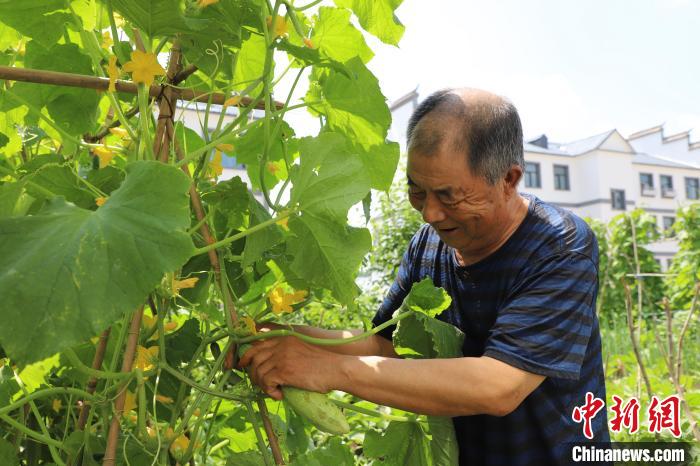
358,141,400,192
0,161,194,365
0,438,18,466
334,0,405,46
427,416,460,466
311,7,373,64
233,33,266,94
308,58,391,149
242,194,283,268
0,365,20,407
109,0,188,37
3,42,99,135
202,176,249,230
27,164,95,210
364,421,431,466
403,277,452,318
286,212,370,305
290,133,370,220
0,181,27,219
290,438,354,466
0,0,70,49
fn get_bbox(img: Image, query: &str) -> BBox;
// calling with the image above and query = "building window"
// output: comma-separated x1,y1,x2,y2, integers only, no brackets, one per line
611,189,626,210
662,216,675,236
553,164,570,190
639,173,654,196
220,154,245,169
660,175,675,198
685,177,699,200
524,162,541,188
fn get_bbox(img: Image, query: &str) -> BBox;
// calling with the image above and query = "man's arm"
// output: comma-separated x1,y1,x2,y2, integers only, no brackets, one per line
335,353,545,417
238,335,544,417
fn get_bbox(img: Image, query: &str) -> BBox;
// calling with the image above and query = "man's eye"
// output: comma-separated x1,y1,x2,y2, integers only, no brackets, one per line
408,190,425,199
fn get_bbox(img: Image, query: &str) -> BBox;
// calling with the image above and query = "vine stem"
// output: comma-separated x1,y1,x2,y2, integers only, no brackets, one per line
0,387,99,418
621,280,653,399
330,400,416,423
102,306,144,466
77,328,111,430
232,310,411,346
0,414,63,449
192,210,294,256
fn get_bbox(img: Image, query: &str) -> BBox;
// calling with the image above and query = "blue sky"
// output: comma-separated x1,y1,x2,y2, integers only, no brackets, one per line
365,0,700,143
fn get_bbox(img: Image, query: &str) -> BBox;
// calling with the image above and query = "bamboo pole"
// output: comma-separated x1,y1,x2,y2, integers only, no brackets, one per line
102,306,144,466
0,65,280,109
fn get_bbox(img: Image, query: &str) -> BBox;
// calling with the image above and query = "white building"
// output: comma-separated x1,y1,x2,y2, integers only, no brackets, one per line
389,92,700,269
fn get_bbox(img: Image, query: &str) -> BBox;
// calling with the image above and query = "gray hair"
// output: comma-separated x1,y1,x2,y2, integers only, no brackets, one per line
407,88,524,185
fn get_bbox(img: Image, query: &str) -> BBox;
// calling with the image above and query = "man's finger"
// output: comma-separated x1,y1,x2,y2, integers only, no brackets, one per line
237,339,275,368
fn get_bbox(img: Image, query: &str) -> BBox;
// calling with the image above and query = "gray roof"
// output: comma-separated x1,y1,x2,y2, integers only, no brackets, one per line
632,153,700,169
549,130,616,155
523,142,570,156
524,130,620,156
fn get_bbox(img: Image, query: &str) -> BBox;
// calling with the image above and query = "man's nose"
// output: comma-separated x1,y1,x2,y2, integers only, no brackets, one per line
421,194,446,224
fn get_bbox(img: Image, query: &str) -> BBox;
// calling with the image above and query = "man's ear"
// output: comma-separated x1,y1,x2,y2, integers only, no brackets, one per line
502,165,523,198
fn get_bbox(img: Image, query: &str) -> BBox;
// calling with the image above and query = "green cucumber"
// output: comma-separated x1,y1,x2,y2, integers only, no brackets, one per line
238,344,350,435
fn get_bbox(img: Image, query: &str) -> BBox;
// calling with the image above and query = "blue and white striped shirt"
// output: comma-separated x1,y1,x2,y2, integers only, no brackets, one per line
372,194,610,465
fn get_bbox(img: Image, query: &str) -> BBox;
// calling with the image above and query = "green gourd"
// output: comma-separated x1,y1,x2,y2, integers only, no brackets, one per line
238,344,350,435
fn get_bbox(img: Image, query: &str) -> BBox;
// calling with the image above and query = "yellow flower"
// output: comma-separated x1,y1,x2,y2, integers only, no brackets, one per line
142,314,157,330
223,95,241,107
303,37,315,49
134,345,159,372
173,276,199,295
269,287,308,314
155,394,174,404
169,434,190,460
164,321,178,331
266,15,289,38
102,31,113,50
109,127,130,139
93,146,115,168
122,390,137,415
243,316,258,336
95,197,107,207
107,55,119,93
216,143,234,152
123,50,166,88
197,0,219,7
266,161,280,175
208,150,223,178
276,216,289,230
52,399,62,413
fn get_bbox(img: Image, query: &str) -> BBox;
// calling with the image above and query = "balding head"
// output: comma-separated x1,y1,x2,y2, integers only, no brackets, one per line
407,88,524,185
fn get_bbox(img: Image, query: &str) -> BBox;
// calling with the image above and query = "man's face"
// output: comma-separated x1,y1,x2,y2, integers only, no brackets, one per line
406,146,506,254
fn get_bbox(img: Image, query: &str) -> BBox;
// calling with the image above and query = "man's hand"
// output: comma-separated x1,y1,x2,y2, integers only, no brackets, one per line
237,335,344,400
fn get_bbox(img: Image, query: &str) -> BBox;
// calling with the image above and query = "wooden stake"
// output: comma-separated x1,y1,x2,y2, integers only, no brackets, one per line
0,65,281,109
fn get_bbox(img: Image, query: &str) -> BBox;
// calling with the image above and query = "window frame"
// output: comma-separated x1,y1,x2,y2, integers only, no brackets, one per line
685,177,700,200
523,162,541,188
660,174,675,198
639,173,654,196
611,189,626,211
553,164,570,191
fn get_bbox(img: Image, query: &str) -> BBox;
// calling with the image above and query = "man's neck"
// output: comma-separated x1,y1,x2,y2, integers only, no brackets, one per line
455,195,530,266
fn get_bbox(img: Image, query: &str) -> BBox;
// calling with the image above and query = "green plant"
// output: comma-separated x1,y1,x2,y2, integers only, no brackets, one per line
0,1,464,465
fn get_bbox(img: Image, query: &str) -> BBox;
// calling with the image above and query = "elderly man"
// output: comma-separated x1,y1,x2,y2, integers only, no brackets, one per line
239,88,610,465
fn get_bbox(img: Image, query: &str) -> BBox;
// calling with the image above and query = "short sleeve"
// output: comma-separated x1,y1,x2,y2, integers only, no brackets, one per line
483,252,598,380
